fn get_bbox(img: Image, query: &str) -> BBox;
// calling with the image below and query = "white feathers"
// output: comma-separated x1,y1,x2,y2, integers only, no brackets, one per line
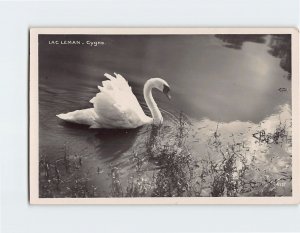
56,73,170,129
56,108,98,126
57,73,152,129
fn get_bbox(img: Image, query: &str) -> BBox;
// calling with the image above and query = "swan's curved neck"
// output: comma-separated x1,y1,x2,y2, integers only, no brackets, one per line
143,80,163,125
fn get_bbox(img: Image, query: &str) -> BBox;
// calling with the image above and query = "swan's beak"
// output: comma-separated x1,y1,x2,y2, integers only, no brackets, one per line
166,92,171,100
163,85,171,100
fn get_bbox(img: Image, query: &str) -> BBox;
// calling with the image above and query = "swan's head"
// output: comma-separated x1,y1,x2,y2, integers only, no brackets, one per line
149,78,171,100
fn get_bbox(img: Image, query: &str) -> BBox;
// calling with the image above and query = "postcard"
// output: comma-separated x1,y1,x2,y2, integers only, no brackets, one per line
29,28,299,204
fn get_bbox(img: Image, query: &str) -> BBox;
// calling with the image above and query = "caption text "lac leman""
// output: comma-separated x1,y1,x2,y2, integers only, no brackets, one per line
48,40,105,47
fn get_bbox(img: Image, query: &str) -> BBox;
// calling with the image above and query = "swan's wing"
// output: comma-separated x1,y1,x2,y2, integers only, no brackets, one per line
90,73,151,128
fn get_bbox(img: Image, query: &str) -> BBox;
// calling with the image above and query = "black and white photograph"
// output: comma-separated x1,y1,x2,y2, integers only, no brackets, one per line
30,28,299,204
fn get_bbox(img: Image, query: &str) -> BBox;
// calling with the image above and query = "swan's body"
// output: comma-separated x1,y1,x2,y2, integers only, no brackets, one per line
57,73,171,129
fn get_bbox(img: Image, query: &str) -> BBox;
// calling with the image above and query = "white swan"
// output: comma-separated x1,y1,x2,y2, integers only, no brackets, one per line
56,73,171,129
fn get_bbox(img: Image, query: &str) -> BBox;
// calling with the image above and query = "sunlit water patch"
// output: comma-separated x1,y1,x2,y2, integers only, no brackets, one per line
187,104,292,197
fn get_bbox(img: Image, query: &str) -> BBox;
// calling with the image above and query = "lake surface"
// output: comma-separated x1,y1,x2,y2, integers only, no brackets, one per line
38,34,292,197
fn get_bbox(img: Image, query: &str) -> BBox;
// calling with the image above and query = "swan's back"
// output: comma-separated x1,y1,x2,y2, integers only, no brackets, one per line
89,73,152,128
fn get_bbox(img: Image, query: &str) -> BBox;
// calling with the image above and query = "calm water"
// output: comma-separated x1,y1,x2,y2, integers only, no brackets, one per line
39,34,292,197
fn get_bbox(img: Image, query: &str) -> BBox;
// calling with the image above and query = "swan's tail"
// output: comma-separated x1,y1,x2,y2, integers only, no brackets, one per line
56,108,98,126
56,113,71,121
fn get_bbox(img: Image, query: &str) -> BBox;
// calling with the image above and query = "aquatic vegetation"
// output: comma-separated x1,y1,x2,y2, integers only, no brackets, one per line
252,121,289,145
105,112,195,197
200,140,252,197
39,145,98,198
196,113,292,197
109,166,123,197
144,112,194,197
125,152,152,197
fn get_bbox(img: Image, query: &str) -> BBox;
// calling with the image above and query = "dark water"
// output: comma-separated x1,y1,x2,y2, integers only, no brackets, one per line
39,34,292,197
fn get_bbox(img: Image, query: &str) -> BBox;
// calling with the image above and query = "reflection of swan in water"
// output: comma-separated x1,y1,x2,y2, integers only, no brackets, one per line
57,120,142,162
92,128,141,161
57,73,171,128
